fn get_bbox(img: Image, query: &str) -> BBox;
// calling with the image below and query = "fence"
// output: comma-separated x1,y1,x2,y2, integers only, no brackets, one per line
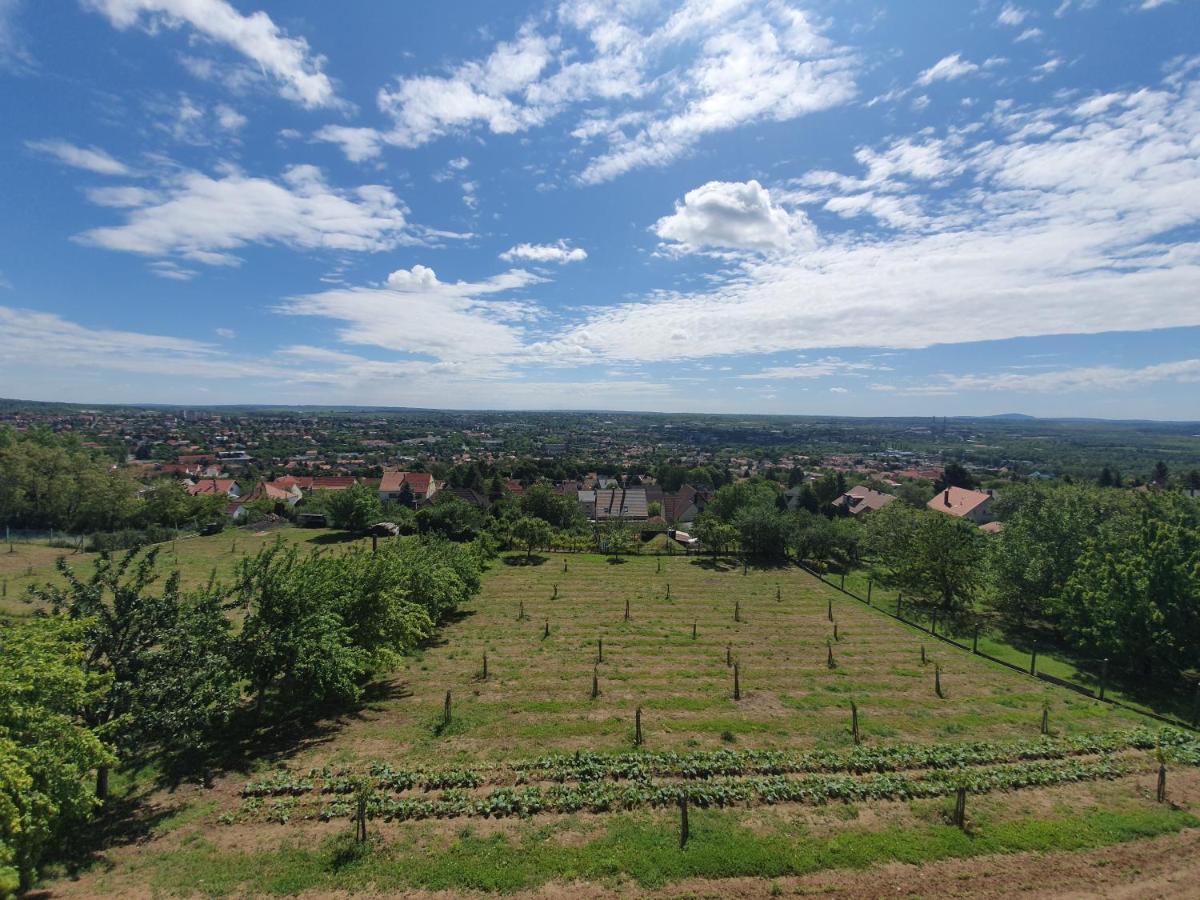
799,562,1199,733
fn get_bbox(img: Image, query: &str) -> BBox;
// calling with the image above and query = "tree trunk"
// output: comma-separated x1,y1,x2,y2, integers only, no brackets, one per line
96,765,110,802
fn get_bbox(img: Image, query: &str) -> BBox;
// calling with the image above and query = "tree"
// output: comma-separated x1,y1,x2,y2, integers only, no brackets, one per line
733,505,791,559
1152,460,1169,486
1098,466,1115,488
32,548,183,799
415,494,485,541
692,513,737,558
510,516,551,562
597,519,634,558
325,483,383,533
0,618,112,891
707,479,778,523
864,503,985,625
936,462,976,491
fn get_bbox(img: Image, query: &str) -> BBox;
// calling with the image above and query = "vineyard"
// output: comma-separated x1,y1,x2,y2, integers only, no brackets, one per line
45,548,1200,897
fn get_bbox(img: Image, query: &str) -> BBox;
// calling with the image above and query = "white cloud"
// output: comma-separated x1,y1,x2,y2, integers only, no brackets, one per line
215,327,236,338
76,164,431,267
1016,27,1043,42
313,125,384,163
997,4,1029,26
653,179,813,253
741,358,883,379
278,265,545,364
323,4,855,183
215,103,247,131
1140,0,1175,9
829,386,848,393
916,53,978,86
26,139,130,175
0,0,32,71
923,359,1200,394
82,0,336,108
499,241,587,264
540,73,1200,364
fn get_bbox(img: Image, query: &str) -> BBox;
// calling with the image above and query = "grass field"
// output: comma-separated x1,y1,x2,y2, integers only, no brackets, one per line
0,525,366,617
13,540,1198,896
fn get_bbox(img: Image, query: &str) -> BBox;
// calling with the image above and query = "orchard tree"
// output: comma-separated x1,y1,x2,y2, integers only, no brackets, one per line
510,515,552,562
693,513,737,558
326,483,383,533
0,618,112,892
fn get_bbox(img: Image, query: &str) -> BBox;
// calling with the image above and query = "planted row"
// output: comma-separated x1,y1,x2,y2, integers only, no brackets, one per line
308,758,1130,823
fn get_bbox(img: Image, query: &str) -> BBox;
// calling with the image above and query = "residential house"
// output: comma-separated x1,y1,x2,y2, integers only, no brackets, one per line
832,485,896,517
183,478,240,498
378,470,438,506
927,486,996,525
592,486,649,520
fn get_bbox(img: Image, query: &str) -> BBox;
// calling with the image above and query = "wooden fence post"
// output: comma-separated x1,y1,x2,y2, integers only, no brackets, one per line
851,701,860,744
624,598,630,622
972,626,979,654
597,638,603,663
733,663,742,700
1157,761,1167,803
953,787,967,828
827,641,836,670
1099,658,1108,701
482,652,488,681
543,620,550,639
692,621,697,640
1030,648,1038,677
443,690,452,728
726,644,732,667
827,597,833,622
635,706,643,746
1041,702,1049,736
935,664,944,699
867,579,872,605
592,666,599,699
734,600,741,622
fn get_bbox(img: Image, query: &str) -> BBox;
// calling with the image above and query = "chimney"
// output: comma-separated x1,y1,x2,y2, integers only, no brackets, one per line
943,489,951,506
986,489,994,498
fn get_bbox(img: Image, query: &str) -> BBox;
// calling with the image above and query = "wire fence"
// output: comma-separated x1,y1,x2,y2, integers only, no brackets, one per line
799,562,1200,733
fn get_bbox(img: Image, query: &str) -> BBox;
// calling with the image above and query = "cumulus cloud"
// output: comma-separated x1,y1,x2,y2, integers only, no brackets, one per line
916,53,978,86
76,164,432,267
538,72,1200,364
653,180,814,253
82,0,336,108
26,139,130,175
499,241,587,264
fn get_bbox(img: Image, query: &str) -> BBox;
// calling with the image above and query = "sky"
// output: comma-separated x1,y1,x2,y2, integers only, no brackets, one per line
1,0,1199,418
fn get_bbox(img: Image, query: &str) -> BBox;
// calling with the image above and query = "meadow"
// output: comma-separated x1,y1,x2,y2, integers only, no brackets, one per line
17,538,1198,896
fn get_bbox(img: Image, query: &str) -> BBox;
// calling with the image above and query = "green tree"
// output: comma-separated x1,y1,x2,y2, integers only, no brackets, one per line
325,483,383,533
692,512,737,557
510,516,552,562
0,618,112,892
936,462,976,491
733,504,791,559
415,494,485,541
864,503,985,624
32,548,183,799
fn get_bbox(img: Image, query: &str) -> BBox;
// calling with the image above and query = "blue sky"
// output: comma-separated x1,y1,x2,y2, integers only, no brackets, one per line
1,0,1198,418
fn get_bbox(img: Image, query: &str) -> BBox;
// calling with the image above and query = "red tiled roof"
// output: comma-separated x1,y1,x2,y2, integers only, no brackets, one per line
186,478,236,496
927,486,992,518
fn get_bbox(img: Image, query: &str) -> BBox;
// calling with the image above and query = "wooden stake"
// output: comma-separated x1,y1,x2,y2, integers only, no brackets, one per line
1041,702,1049,736
726,644,732,667
734,599,741,622
598,637,603,663
518,600,525,621
851,701,860,744
827,641,836,669
833,622,839,642
624,598,631,622
552,583,558,599
635,706,643,746
921,644,927,665
692,621,697,640
733,662,741,700
953,787,967,828
543,620,550,639
443,690,452,727
591,666,599,699
482,652,488,681
935,664,944,699
1157,763,1167,803
828,597,833,621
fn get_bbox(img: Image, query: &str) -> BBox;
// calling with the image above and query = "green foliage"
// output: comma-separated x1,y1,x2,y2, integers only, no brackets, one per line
415,494,485,542
517,484,586,530
733,505,791,559
707,479,779,523
0,618,112,890
864,503,984,623
691,514,737,556
324,484,383,533
510,516,552,561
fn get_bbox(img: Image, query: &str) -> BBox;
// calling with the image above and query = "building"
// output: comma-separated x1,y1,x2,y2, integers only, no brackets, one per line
832,485,896,517
592,486,649,520
378,470,438,505
183,478,240,498
927,486,996,525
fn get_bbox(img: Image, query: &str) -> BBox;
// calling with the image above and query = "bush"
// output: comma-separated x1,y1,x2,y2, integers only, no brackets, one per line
86,526,177,552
